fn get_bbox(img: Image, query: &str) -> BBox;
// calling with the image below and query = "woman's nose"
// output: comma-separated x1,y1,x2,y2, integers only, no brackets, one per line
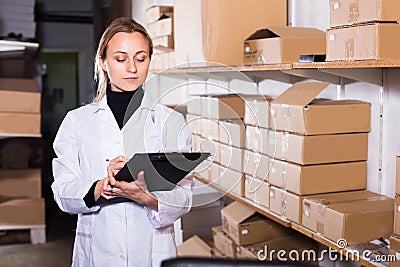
126,59,137,73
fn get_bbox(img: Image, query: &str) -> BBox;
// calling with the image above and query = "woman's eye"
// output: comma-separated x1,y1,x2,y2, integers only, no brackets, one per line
116,59,125,63
136,58,145,63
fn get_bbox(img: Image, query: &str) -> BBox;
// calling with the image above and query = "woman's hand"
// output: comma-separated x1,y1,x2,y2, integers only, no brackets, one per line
101,155,158,210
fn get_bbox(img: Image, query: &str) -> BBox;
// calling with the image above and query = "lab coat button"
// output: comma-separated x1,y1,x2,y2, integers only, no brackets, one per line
119,255,125,260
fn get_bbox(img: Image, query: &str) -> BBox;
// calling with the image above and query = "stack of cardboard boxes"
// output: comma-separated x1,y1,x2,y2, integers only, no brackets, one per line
268,81,371,225
0,0,36,39
327,0,400,61
146,5,175,70
390,156,400,264
0,78,45,244
178,201,319,264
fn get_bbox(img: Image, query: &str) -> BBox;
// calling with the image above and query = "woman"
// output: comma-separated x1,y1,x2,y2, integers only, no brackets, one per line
52,17,193,266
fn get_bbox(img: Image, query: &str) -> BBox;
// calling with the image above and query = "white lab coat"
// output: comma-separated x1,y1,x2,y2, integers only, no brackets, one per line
52,90,193,267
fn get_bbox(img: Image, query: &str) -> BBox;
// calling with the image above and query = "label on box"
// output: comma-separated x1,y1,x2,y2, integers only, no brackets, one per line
242,229,248,235
329,34,335,41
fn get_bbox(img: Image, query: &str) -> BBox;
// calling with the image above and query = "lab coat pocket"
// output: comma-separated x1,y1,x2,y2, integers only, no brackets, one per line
72,223,93,266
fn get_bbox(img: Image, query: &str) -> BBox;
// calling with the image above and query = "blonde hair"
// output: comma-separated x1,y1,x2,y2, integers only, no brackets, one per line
93,17,153,102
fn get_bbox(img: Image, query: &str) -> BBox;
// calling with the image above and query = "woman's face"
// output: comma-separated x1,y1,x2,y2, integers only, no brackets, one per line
101,31,151,92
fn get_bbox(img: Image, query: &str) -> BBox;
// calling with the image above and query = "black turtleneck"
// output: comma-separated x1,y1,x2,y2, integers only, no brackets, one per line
107,86,144,129
83,86,144,208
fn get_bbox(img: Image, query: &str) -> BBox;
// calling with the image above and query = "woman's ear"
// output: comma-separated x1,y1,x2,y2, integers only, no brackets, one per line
100,58,107,72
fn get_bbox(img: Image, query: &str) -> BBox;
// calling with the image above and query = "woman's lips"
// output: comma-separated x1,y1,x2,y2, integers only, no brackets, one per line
124,77,139,81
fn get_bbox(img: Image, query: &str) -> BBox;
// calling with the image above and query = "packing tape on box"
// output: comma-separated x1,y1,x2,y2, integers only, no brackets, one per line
349,1,360,23
281,162,288,188
345,38,355,60
281,132,289,160
283,104,291,132
281,190,287,218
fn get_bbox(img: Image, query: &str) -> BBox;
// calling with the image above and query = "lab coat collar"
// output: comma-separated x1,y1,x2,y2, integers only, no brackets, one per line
93,87,156,113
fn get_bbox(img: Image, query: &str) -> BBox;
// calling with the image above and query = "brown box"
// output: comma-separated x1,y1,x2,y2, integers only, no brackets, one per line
389,235,400,267
327,23,400,61
330,0,400,28
244,26,326,65
0,78,38,92
396,155,400,195
270,82,371,135
0,169,41,198
244,176,269,208
219,143,243,173
269,186,301,223
218,166,244,196
239,234,318,262
394,196,400,235
177,235,213,257
194,159,211,181
243,150,270,180
212,226,236,258
270,130,368,165
199,137,220,163
269,159,367,195
175,0,287,66
187,115,201,136
0,197,45,226
219,119,246,148
145,6,172,25
148,17,173,38
244,97,272,129
221,201,293,246
245,125,269,155
187,96,203,115
0,90,41,113
0,113,41,135
152,35,174,51
302,191,394,245
202,95,245,120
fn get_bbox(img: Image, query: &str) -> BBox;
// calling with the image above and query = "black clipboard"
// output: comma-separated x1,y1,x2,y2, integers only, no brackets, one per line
114,152,210,191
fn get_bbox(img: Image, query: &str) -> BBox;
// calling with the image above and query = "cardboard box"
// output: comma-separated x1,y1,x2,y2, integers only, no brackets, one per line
201,117,220,141
194,159,211,181
180,204,222,230
270,82,371,135
302,191,394,244
0,113,40,135
218,166,244,196
210,162,220,184
152,35,174,51
270,130,368,165
221,201,294,246
187,96,203,115
191,134,201,151
244,176,269,208
199,137,220,163
327,23,400,61
0,197,45,226
186,114,201,135
177,235,213,257
244,97,272,129
145,6,172,25
244,26,326,65
148,17,173,38
0,90,40,113
269,186,301,223
175,0,286,66
243,150,270,180
269,159,367,195
245,125,269,155
202,95,245,120
330,0,400,28
219,143,243,173
394,196,400,235
396,155,400,195
0,78,38,92
219,119,246,148
0,169,41,198
239,234,318,262
389,235,400,267
212,226,236,258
